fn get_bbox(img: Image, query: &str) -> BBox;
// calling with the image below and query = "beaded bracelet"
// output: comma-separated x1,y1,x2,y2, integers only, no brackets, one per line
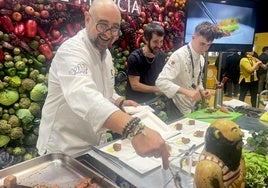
128,122,146,138
121,117,140,139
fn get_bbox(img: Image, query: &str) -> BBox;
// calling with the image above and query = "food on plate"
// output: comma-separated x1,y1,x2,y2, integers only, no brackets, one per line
113,143,122,151
185,157,199,167
204,107,218,113
218,18,240,32
181,137,191,144
188,119,195,125
175,123,183,130
193,130,204,137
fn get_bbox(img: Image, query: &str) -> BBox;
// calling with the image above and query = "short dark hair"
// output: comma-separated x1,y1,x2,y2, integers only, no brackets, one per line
143,22,165,41
262,46,268,52
194,21,218,42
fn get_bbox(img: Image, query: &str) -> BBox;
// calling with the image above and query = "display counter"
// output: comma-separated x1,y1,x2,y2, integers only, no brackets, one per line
76,147,194,188
1,111,267,187
75,114,267,188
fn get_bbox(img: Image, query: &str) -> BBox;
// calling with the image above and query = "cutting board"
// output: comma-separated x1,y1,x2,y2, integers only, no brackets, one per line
184,108,243,123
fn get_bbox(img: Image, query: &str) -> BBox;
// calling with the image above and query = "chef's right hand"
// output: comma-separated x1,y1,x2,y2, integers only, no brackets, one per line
131,126,170,170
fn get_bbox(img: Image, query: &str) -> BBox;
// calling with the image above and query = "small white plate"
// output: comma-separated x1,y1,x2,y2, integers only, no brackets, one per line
99,140,161,174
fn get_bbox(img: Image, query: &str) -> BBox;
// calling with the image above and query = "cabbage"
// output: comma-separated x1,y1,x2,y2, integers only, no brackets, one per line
30,83,48,102
0,88,19,106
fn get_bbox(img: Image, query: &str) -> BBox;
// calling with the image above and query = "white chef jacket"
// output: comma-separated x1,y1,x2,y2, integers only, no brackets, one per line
156,42,205,114
36,29,121,156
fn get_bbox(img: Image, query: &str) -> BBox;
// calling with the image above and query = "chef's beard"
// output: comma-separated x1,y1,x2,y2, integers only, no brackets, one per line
91,34,115,53
148,43,160,55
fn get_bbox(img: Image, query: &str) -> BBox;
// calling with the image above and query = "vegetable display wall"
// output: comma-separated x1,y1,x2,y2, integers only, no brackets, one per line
0,2,267,187
0,0,186,167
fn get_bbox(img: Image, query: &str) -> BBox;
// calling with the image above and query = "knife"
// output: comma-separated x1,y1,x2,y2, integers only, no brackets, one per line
195,115,232,119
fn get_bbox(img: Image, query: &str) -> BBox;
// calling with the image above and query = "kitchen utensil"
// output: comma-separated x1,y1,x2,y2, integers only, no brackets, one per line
195,115,232,119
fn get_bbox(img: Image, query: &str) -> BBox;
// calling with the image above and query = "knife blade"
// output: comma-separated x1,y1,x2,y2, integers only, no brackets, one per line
195,115,232,119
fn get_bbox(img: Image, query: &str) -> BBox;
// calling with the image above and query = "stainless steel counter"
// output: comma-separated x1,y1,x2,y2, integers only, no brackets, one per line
76,150,194,188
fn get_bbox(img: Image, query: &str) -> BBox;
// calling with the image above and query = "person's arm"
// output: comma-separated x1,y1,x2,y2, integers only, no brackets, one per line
240,58,259,73
54,30,170,169
128,75,161,93
127,51,162,94
156,52,184,98
177,87,203,102
114,97,139,111
102,110,170,169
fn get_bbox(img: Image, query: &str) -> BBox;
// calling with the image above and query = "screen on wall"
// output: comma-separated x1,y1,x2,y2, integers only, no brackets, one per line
184,0,258,52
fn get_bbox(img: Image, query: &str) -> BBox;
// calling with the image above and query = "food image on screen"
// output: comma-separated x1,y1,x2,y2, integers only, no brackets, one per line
184,0,258,52
218,18,240,32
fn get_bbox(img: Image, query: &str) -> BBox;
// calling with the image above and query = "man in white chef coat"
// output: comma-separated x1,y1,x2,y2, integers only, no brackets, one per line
37,0,170,169
156,21,219,117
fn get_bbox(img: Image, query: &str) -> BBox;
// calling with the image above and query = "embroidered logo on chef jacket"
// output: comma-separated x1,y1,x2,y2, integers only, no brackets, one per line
170,60,175,65
69,63,88,75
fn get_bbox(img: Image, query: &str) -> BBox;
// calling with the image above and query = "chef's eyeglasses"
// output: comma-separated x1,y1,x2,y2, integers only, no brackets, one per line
90,14,122,36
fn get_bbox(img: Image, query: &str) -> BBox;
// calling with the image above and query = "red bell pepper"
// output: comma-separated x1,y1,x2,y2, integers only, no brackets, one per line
0,15,14,33
14,22,25,36
40,38,53,51
158,14,163,22
125,14,138,31
25,20,37,38
52,18,63,29
165,0,174,9
0,49,4,62
152,2,160,13
39,43,53,59
51,34,64,45
135,34,143,49
37,26,47,39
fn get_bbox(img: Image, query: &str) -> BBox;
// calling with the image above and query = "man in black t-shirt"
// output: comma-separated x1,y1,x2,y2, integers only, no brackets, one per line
125,22,166,104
